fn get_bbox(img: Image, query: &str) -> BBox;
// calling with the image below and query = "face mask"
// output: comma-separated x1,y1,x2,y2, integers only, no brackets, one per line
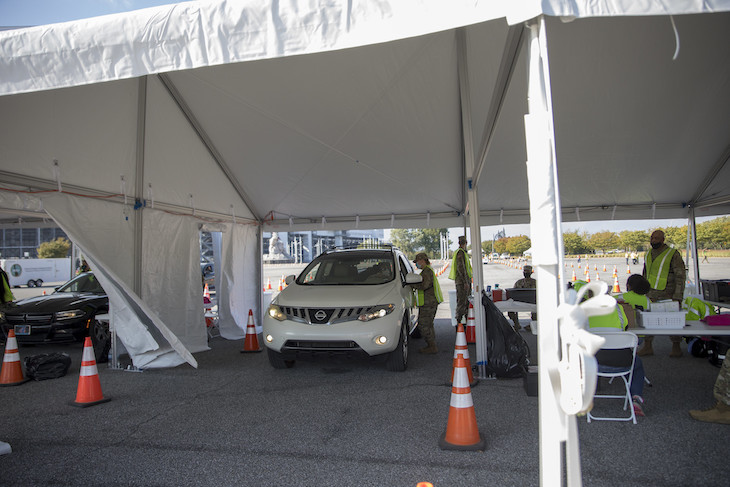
650,242,662,249
415,262,422,269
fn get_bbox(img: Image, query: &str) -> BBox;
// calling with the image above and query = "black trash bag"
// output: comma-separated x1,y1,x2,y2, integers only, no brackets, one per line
481,290,530,378
24,352,71,381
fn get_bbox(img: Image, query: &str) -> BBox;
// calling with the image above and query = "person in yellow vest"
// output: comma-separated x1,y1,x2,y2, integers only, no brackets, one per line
449,236,472,326
412,252,443,354
0,265,14,304
617,274,652,311
572,280,647,416
639,230,686,357
683,296,717,321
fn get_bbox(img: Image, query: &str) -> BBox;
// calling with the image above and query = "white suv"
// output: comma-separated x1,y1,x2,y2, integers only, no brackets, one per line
263,246,422,371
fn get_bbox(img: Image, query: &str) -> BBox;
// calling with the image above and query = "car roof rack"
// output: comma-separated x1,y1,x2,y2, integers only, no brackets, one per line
317,243,398,258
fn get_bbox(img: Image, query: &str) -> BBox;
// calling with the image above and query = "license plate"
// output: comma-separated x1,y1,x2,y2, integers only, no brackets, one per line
14,324,31,335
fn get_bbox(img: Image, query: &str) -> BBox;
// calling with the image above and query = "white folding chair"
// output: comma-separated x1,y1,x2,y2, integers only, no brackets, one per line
587,330,639,424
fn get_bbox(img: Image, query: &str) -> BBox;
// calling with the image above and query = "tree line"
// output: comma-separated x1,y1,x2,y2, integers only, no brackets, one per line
390,216,729,260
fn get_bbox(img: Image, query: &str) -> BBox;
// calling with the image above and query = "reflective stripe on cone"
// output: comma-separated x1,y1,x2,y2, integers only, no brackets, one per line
0,330,29,386
71,336,110,407
439,353,486,451
241,309,262,353
451,323,477,387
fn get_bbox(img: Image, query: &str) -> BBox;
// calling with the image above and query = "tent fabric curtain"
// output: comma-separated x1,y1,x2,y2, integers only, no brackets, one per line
9,191,198,369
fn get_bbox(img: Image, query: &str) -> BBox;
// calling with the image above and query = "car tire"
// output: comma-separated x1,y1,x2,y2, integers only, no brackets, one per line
267,347,295,369
90,318,111,364
385,321,408,372
27,280,36,288
35,279,43,287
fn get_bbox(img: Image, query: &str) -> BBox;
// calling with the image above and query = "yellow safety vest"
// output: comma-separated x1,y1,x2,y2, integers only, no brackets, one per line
1,272,14,303
415,266,443,306
645,247,676,291
683,297,716,321
588,303,628,330
620,291,650,310
448,248,472,280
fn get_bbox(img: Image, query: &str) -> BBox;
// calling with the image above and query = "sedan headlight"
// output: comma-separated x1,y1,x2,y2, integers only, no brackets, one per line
358,304,395,322
267,304,286,322
55,309,85,320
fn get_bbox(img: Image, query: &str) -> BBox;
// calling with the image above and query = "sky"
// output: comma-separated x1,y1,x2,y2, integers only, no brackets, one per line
2,0,725,247
0,0,183,27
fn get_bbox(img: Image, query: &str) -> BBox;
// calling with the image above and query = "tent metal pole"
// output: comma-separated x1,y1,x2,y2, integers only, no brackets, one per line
689,207,700,289
525,18,580,487
156,73,261,224
456,28,487,369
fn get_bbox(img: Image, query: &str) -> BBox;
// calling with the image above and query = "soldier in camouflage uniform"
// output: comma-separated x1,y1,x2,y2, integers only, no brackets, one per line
450,236,472,325
689,356,730,424
639,230,686,357
412,253,442,354
508,265,537,332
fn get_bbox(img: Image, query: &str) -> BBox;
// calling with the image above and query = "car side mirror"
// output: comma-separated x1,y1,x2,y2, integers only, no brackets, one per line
405,273,422,286
285,275,296,285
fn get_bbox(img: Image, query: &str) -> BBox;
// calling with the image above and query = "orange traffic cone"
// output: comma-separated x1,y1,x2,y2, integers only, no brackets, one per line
571,270,577,282
71,337,110,407
439,353,486,451
241,309,262,353
277,279,283,292
602,264,607,272
626,265,631,275
612,276,621,293
594,264,598,271
586,274,591,283
595,272,601,281
0,330,29,386
266,278,272,290
465,302,476,344
451,324,477,387
203,283,211,300
613,266,618,278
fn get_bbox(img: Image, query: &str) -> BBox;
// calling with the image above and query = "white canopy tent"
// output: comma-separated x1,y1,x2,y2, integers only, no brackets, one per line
1,1,729,483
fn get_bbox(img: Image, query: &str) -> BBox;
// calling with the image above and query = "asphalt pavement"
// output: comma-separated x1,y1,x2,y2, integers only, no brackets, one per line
1,257,728,486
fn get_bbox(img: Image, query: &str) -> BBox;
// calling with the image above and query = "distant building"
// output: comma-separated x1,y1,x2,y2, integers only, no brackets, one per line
0,226,69,259
264,229,386,263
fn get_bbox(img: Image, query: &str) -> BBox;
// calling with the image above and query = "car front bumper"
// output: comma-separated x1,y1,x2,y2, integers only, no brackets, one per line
263,315,402,356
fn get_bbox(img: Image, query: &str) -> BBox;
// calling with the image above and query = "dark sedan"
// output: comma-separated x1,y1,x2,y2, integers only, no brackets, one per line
0,272,110,362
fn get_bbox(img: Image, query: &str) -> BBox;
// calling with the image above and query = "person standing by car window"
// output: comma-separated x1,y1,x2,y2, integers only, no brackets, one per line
449,236,472,326
0,265,14,303
412,253,443,354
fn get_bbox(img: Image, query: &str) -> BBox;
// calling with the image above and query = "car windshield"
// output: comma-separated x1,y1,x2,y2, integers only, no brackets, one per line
56,273,105,294
297,251,395,285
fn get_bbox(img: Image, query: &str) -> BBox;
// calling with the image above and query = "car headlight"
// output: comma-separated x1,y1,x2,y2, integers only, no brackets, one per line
358,304,395,322
267,304,286,322
0,311,5,322
55,309,85,320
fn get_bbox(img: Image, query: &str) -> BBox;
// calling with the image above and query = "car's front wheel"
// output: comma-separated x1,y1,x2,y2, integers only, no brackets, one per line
267,347,295,369
90,318,111,364
385,321,408,372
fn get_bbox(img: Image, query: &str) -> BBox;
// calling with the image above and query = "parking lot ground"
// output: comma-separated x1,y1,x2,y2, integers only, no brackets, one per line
1,315,727,486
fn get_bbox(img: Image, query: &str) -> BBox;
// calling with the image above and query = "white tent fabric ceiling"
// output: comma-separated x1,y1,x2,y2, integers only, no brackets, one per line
0,0,729,369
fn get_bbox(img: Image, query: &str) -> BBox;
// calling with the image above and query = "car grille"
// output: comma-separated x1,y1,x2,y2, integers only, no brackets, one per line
5,314,54,325
280,306,369,325
283,340,360,351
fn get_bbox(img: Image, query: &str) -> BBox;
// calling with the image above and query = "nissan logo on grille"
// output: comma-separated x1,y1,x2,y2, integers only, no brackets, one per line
314,310,327,321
